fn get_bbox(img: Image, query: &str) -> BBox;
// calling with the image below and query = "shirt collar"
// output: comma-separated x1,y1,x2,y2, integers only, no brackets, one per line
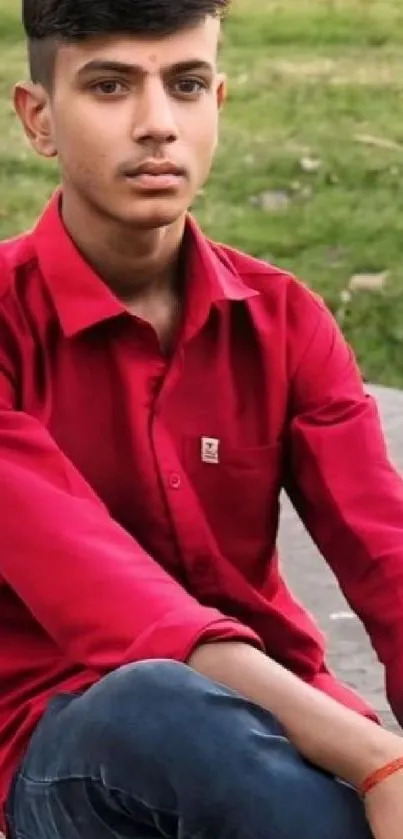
32,191,258,339
180,215,259,343
33,192,126,337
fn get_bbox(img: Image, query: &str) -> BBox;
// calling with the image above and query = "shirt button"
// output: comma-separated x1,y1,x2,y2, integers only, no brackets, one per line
169,473,182,490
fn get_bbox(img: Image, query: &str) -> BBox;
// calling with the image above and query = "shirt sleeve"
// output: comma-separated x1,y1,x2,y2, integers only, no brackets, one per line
0,325,262,675
285,288,403,725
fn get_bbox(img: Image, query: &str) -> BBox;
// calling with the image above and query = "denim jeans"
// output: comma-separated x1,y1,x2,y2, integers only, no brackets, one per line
6,660,373,839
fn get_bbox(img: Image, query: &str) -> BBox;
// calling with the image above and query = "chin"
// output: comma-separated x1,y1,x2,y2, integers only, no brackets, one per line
125,211,183,230
119,193,191,230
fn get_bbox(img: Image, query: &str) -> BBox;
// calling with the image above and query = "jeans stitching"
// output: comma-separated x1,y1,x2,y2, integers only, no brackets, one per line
15,775,219,839
18,774,179,820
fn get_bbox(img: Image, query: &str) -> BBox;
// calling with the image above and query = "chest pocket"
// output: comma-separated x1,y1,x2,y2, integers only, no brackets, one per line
182,437,283,584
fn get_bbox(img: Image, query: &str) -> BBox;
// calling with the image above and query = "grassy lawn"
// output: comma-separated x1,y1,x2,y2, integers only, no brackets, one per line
2,0,403,384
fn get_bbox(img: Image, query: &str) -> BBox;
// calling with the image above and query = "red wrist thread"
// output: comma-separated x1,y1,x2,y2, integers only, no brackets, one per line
360,757,403,797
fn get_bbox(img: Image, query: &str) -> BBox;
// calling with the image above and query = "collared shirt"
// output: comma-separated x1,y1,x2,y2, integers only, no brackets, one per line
1,194,403,828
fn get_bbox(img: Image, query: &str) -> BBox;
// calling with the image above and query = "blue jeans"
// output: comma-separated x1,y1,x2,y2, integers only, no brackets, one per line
6,661,373,839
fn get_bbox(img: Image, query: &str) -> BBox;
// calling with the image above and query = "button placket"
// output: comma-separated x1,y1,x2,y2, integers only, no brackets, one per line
151,418,221,594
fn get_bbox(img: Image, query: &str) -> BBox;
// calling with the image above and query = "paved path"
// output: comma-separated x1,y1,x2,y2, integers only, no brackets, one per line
279,384,403,731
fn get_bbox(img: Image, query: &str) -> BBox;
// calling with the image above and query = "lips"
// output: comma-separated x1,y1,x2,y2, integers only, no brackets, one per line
122,160,186,192
124,160,185,178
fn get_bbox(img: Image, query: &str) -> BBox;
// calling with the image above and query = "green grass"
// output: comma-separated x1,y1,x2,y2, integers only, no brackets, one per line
2,0,403,384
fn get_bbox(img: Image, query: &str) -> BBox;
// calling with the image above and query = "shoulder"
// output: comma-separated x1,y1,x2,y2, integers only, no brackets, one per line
208,239,343,379
210,238,327,321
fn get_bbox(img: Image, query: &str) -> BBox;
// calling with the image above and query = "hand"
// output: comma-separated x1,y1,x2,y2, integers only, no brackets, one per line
364,767,403,839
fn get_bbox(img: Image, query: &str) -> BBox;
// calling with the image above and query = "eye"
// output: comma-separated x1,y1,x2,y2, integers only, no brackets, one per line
174,78,208,97
91,80,128,96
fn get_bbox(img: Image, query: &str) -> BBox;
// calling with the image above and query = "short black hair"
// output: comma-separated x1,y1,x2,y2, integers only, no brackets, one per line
23,0,230,88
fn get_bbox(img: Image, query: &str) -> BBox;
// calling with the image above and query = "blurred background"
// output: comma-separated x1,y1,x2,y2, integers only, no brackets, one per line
2,0,403,386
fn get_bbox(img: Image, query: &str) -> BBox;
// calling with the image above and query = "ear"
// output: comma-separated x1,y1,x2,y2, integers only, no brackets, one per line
13,82,58,159
216,73,228,110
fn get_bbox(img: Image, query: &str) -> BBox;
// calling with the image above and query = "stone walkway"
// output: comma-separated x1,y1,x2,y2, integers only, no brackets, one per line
279,384,403,732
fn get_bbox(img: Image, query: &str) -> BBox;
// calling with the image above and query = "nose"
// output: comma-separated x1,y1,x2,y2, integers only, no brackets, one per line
131,77,178,147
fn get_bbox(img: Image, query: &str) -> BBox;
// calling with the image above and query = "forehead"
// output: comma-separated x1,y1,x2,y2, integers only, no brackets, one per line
55,17,221,79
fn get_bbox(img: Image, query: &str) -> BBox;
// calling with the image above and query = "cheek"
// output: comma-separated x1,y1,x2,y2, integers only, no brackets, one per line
189,108,219,158
53,111,88,161
196,128,219,176
52,104,121,167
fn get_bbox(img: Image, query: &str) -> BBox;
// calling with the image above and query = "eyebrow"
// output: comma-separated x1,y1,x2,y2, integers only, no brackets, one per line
77,59,215,79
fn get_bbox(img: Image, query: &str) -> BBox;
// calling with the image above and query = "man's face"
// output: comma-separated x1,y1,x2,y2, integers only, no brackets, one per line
18,17,226,229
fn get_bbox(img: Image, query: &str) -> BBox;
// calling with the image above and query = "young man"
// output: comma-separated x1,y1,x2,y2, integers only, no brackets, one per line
2,0,403,836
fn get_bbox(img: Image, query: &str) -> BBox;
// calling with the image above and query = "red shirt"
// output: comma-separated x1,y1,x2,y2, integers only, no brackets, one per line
1,194,403,829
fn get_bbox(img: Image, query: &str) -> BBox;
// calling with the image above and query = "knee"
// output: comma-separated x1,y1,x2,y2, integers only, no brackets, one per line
74,659,207,746
109,658,197,709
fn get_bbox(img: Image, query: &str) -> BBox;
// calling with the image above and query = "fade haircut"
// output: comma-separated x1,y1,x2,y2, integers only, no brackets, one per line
23,0,230,88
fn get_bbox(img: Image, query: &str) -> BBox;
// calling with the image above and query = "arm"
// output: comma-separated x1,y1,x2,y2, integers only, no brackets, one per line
189,640,402,786
0,332,260,671
284,289,403,724
189,641,403,839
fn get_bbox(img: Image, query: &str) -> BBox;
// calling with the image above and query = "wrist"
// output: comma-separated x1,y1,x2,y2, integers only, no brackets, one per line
350,729,403,789
360,755,403,797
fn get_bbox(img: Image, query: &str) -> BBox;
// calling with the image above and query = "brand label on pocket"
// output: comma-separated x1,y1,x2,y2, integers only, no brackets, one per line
201,437,220,464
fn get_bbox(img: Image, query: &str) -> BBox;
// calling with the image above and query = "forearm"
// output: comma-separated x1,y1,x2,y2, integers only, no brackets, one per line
188,641,403,787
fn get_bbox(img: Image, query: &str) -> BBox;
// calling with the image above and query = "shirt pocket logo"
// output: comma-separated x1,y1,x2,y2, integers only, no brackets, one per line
201,436,220,464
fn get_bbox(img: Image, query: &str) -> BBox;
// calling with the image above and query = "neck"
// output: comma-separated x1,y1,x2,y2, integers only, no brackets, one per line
60,190,187,303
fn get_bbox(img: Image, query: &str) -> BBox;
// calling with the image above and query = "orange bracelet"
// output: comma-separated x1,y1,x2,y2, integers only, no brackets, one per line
360,756,403,797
